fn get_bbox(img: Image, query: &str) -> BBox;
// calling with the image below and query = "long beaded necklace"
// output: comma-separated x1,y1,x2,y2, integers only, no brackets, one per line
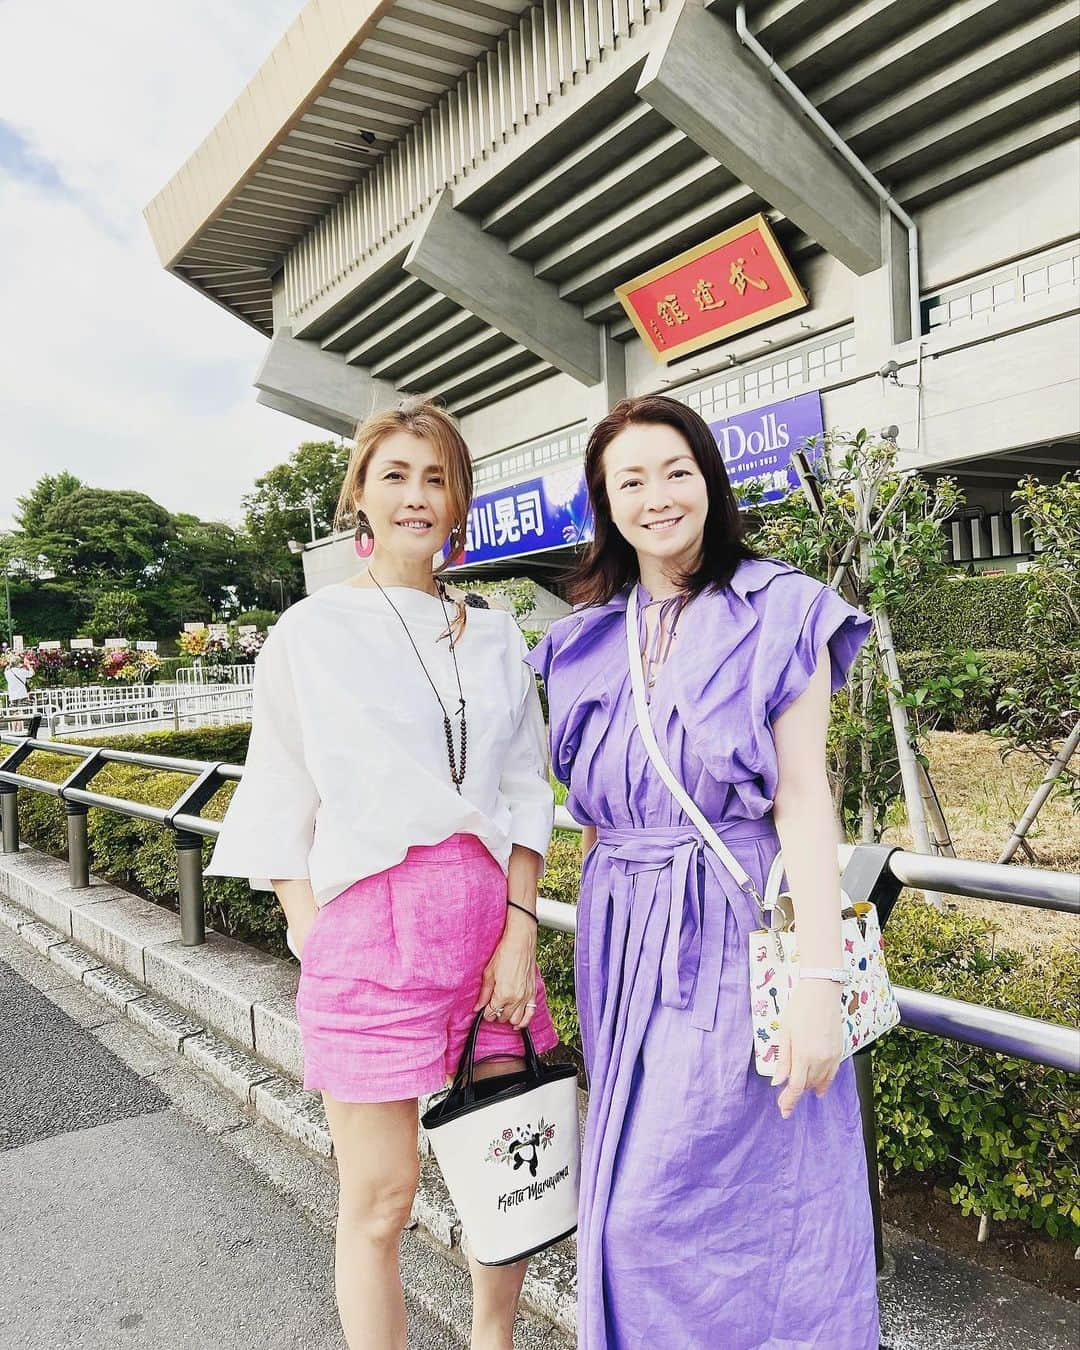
368,570,468,793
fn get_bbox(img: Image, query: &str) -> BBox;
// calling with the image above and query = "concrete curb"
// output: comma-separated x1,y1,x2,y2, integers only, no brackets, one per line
0,846,577,1337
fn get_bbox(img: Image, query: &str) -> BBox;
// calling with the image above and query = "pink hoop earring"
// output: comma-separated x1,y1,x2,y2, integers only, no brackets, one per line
354,519,374,559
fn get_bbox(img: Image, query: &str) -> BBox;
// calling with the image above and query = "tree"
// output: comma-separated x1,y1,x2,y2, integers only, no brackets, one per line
747,430,961,842
242,439,351,608
30,487,175,584
14,471,84,535
993,473,1080,815
88,590,149,642
146,514,261,627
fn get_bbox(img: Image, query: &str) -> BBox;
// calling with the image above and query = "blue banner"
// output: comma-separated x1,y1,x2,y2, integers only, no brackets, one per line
454,391,824,564
457,463,593,566
708,390,824,504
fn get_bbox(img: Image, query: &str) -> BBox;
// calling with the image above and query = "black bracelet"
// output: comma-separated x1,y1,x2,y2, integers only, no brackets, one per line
506,899,538,923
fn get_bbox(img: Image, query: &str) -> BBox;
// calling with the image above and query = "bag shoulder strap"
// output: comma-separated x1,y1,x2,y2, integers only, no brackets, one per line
625,587,770,908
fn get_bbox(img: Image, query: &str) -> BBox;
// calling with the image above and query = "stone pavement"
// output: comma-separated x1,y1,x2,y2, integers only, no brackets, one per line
1,843,1076,1349
0,922,570,1350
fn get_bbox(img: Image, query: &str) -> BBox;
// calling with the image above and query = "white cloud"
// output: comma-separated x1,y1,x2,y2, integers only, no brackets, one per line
0,0,322,533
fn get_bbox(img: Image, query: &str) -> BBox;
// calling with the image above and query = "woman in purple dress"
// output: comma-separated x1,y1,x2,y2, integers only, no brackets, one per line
527,396,880,1348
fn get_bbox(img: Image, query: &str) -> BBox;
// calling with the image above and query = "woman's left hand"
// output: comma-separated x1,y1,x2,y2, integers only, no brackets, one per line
771,979,844,1119
474,909,538,1030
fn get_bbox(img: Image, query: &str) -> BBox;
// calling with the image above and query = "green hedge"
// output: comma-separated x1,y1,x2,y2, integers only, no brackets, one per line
893,574,1030,651
898,648,1080,734
10,726,1078,1245
876,904,1079,1241
893,572,1076,652
72,724,252,764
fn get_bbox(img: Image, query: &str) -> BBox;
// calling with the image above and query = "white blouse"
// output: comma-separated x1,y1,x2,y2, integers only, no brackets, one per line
204,583,554,909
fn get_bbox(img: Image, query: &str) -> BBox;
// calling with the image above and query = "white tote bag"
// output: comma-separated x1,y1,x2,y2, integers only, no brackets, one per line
625,587,900,1077
421,1013,580,1266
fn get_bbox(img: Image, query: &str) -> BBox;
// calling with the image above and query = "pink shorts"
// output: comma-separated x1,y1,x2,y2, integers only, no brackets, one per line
296,833,559,1103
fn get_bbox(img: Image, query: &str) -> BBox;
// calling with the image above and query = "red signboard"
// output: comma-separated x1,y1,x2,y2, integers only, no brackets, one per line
615,213,808,363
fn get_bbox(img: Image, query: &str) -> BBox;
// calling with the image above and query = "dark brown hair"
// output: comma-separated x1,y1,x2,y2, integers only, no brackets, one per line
568,394,758,607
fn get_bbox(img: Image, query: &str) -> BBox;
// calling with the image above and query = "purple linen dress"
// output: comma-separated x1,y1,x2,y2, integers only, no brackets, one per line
526,558,880,1350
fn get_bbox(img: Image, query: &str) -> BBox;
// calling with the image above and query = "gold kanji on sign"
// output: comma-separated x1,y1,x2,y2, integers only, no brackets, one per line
657,293,690,327
614,213,808,363
692,279,725,311
729,257,769,295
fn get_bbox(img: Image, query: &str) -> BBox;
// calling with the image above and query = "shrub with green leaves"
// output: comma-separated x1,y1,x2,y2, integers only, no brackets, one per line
891,574,1031,652
875,902,1079,1242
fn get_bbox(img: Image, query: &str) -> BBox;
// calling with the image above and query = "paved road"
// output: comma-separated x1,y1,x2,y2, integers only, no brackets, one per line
0,925,565,1350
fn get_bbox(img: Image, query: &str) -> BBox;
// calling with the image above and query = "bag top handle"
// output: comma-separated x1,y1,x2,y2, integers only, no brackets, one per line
448,1010,545,1106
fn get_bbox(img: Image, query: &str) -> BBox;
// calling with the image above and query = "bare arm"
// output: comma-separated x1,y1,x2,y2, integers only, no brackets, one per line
771,654,844,971
581,824,597,859
769,653,845,1117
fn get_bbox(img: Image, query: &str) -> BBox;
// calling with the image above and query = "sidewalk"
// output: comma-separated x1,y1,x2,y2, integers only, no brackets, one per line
1,844,1075,1349
0,919,569,1349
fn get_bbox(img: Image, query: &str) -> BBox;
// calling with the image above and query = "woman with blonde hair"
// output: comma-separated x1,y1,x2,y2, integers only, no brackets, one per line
206,397,558,1350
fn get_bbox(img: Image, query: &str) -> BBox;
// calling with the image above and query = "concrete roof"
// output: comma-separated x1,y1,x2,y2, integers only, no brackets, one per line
144,0,532,331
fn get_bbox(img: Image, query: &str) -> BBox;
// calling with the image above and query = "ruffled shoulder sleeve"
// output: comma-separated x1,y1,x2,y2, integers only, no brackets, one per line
525,598,626,785
757,568,872,722
670,558,871,811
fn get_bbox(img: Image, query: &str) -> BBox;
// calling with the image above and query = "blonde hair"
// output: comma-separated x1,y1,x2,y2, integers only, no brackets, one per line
333,396,473,571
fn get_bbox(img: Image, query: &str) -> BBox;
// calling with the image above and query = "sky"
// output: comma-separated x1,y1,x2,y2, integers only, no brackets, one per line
0,0,314,535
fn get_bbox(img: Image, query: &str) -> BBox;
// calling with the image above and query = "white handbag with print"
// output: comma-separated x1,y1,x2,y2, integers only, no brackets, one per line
421,1013,580,1266
748,857,900,1074
625,587,900,1076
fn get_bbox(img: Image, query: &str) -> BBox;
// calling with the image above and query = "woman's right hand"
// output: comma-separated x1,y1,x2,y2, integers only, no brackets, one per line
771,979,844,1118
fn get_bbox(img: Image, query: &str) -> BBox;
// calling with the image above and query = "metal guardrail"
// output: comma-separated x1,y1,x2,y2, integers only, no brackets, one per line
1,728,1077,1268
2,730,1075,1067
0,733,242,944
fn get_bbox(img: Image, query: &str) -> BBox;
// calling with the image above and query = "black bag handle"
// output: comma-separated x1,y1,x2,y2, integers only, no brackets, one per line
447,1011,544,1107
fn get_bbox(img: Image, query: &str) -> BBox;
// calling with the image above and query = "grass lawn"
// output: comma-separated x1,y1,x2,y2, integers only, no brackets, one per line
882,731,1078,952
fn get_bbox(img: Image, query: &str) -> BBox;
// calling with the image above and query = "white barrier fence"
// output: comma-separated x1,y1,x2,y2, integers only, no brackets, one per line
174,663,256,687
0,684,253,736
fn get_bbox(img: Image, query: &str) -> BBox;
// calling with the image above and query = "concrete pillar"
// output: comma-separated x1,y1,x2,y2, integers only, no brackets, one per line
583,325,628,423
253,329,399,438
271,271,289,330
855,205,914,363
403,190,603,386
636,2,882,277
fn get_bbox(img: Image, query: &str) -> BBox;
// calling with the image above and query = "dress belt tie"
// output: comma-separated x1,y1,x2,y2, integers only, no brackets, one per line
595,818,776,1034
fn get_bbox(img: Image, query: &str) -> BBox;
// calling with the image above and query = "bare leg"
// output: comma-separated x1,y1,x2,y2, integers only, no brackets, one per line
323,1094,420,1350
466,1058,529,1350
